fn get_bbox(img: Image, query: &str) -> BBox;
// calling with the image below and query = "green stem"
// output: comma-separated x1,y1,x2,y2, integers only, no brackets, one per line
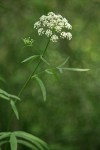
7,37,51,131
18,59,41,97
18,37,50,97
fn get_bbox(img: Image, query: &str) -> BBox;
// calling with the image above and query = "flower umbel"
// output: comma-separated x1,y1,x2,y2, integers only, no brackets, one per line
23,37,34,46
34,12,72,42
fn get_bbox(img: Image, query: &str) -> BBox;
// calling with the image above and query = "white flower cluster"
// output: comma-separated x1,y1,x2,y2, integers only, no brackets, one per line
34,12,72,42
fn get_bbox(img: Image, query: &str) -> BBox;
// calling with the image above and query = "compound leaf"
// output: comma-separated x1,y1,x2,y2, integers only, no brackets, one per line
14,131,49,150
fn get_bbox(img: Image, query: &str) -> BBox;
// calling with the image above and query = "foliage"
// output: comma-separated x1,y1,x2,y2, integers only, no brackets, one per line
0,0,100,150
0,131,48,150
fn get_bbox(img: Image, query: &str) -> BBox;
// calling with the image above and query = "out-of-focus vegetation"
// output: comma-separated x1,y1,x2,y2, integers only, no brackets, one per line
0,0,100,150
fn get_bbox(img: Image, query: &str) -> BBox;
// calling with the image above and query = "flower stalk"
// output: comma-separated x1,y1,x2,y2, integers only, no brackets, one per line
7,37,51,131
18,37,51,97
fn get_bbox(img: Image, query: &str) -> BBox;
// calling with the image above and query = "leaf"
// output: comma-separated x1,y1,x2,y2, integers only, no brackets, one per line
58,57,70,67
60,68,90,71
40,56,50,66
0,132,11,140
0,89,9,97
10,100,19,120
45,69,53,75
0,94,10,101
0,133,11,147
0,89,20,101
57,68,63,74
22,55,39,63
0,132,11,135
14,131,49,150
10,133,17,150
8,94,21,101
35,76,46,101
0,131,49,150
17,139,38,150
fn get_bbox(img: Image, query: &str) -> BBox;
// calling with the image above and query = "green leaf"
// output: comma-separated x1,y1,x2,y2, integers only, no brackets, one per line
0,133,11,148
0,89,9,97
0,94,10,101
57,68,63,74
0,89,20,101
10,100,19,120
17,139,38,150
10,133,17,150
40,56,50,66
8,94,21,101
14,131,49,150
0,132,11,140
0,132,11,135
0,131,49,150
35,76,46,101
58,57,70,67
60,68,90,71
45,69,53,75
22,55,39,63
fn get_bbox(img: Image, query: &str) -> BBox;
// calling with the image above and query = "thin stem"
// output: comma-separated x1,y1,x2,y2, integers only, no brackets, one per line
18,37,50,97
18,59,41,97
7,37,51,131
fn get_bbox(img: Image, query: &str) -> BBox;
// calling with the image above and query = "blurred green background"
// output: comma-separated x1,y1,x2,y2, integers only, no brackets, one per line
0,0,100,150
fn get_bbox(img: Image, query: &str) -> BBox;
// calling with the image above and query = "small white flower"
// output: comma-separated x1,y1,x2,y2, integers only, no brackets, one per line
66,32,72,40
62,18,68,23
34,12,72,42
38,28,44,36
58,22,64,27
43,20,49,27
60,32,72,40
50,35,59,42
45,29,52,37
55,26,62,32
40,15,46,21
34,21,41,29
47,12,55,16
65,23,72,30
57,15,63,19
60,32,68,39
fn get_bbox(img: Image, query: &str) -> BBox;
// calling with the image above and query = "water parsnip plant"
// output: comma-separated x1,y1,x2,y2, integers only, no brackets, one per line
0,12,89,150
